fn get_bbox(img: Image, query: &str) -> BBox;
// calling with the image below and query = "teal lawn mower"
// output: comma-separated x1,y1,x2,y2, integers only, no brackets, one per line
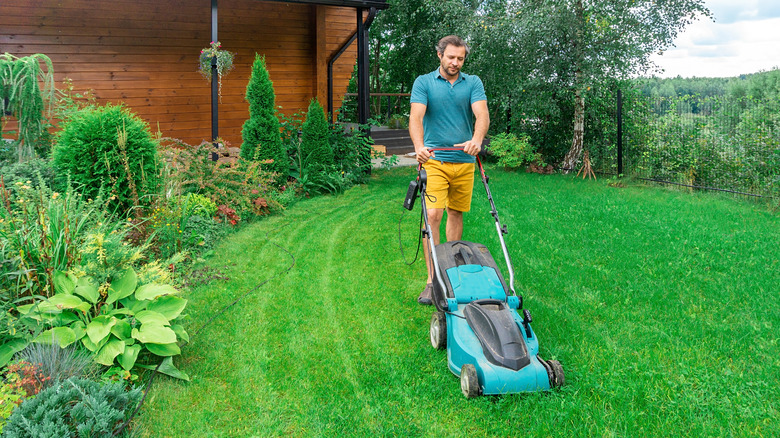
404,148,565,398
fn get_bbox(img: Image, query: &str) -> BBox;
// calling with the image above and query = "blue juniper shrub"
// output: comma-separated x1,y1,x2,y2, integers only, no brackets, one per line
2,377,142,438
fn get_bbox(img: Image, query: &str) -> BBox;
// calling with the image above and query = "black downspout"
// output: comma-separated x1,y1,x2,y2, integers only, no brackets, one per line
356,7,376,173
210,0,219,161
328,32,357,124
356,7,376,127
328,8,377,123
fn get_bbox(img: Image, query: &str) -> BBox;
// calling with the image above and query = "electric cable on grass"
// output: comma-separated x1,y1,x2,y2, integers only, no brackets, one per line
113,224,297,437
397,209,423,266
397,192,437,266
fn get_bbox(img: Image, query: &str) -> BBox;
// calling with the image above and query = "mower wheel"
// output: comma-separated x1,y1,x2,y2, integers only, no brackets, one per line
460,364,480,398
430,312,447,350
548,360,565,388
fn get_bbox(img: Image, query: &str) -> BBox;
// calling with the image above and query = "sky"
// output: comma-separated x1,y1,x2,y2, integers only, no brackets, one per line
649,0,780,78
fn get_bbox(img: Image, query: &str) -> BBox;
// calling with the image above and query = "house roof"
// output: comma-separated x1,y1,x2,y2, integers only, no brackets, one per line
267,0,389,9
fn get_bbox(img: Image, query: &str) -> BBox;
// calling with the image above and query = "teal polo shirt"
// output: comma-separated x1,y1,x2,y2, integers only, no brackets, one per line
410,68,487,163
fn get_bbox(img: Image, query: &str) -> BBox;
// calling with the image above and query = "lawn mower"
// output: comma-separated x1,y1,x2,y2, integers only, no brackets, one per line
404,148,564,398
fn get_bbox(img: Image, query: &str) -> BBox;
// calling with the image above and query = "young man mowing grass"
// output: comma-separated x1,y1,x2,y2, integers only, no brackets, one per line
409,35,490,305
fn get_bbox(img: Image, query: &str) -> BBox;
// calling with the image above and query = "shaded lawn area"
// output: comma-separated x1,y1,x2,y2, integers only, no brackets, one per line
138,167,780,437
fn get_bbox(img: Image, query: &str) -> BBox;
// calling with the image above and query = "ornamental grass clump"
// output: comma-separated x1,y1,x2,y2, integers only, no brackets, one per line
52,104,160,216
16,341,93,388
0,176,109,300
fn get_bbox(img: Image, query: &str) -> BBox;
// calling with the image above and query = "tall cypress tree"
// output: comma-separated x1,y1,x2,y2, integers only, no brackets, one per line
300,98,334,171
241,55,289,181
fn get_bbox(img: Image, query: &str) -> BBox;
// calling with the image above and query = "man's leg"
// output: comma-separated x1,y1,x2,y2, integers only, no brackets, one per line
445,208,463,241
423,207,444,284
444,162,474,242
418,159,451,305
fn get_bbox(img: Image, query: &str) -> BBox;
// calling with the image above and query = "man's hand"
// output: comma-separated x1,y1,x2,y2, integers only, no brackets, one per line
416,147,433,164
454,140,482,156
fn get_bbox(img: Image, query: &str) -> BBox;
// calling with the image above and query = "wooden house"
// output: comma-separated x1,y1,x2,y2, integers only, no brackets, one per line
0,0,386,148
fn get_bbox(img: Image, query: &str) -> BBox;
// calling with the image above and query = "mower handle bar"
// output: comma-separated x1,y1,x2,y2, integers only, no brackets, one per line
418,147,517,300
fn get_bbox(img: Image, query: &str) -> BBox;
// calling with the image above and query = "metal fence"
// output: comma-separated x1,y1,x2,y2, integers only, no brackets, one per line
590,91,780,199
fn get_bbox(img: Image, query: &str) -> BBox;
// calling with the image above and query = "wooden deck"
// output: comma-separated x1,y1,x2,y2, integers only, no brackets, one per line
370,127,414,156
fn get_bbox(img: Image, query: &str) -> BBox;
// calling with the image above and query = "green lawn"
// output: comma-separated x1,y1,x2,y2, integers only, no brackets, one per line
137,167,780,437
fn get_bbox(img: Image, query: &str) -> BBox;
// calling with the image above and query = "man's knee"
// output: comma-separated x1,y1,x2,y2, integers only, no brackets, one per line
447,208,463,224
428,208,444,224
446,208,464,222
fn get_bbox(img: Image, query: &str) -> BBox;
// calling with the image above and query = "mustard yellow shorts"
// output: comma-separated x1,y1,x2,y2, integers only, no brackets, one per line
422,159,475,212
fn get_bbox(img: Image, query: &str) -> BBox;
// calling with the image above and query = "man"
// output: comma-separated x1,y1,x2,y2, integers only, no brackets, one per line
409,35,490,305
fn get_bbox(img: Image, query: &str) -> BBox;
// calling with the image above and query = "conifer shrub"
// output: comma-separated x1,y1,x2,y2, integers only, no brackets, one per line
52,104,159,215
241,55,289,182
2,377,141,437
300,98,334,171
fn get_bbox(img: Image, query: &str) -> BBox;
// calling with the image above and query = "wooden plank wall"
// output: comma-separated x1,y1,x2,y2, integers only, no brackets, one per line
0,0,360,148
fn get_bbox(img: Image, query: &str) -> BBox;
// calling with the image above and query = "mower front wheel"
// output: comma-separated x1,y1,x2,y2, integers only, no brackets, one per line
430,311,447,350
460,364,480,398
548,360,565,388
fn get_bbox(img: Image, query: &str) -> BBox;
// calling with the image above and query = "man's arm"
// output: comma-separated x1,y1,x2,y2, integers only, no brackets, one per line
457,100,490,156
409,102,431,164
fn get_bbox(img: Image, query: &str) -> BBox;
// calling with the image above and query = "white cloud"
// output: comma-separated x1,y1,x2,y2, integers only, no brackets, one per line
649,1,780,78
706,0,780,23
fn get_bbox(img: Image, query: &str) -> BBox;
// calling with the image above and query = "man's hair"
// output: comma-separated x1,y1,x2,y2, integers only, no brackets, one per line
436,35,470,57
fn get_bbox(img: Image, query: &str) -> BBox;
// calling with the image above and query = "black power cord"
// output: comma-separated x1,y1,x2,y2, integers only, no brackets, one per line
397,208,423,266
398,191,439,267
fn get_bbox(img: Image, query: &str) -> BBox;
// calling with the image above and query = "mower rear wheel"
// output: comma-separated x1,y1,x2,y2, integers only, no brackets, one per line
548,360,565,388
460,364,480,398
430,311,447,350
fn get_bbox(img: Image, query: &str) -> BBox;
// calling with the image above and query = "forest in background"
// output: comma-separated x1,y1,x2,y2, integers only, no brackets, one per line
337,0,777,198
618,69,779,197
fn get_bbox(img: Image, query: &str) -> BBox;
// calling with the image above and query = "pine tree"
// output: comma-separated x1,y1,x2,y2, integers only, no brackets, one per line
300,98,334,171
241,55,289,181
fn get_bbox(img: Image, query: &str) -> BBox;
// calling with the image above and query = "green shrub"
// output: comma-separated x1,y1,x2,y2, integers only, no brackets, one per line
159,139,281,221
300,98,334,170
387,114,408,129
2,377,141,438
183,193,217,218
52,104,160,215
241,55,289,181
488,132,545,169
181,214,225,254
0,158,57,191
330,123,373,179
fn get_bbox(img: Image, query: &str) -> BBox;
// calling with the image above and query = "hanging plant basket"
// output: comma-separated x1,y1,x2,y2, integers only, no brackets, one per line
198,41,235,102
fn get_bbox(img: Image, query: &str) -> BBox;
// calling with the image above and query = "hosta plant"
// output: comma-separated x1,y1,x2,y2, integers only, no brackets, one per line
5,268,189,380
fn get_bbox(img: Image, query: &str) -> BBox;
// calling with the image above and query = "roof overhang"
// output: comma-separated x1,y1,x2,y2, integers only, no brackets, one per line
261,0,389,9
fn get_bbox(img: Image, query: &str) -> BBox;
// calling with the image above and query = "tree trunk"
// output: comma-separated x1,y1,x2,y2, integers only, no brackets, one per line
560,0,586,173
561,80,585,172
